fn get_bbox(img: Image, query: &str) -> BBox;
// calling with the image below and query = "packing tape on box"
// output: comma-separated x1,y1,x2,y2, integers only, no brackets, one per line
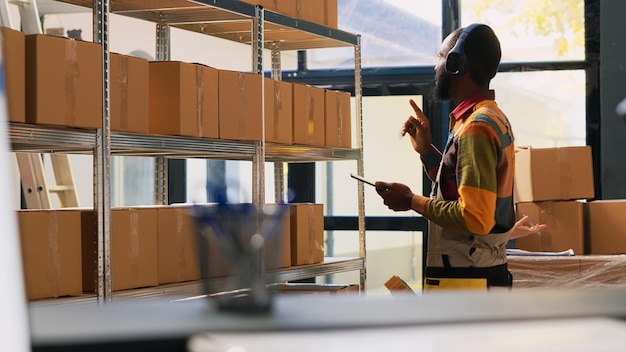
336,92,344,147
557,148,571,199
307,86,315,143
238,72,246,138
118,55,129,131
65,39,78,126
129,209,140,287
308,205,315,263
295,0,302,18
196,65,204,138
307,204,323,263
539,206,553,252
324,0,329,26
175,207,185,282
47,212,61,296
273,80,281,140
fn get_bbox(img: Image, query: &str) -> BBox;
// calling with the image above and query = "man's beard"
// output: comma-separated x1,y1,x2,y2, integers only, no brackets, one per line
431,72,452,102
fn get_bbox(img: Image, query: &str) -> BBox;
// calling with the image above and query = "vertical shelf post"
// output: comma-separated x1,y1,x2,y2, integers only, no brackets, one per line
354,35,366,291
93,0,112,302
154,18,170,206
270,42,286,203
252,5,265,206
156,17,170,61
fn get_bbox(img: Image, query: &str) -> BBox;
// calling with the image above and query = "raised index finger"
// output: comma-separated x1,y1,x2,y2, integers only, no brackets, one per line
409,99,424,118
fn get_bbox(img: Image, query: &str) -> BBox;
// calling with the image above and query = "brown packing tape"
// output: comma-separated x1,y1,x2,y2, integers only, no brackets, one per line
196,65,204,138
336,92,343,146
175,207,185,282
47,212,60,297
307,86,315,143
119,55,129,131
65,39,78,126
538,205,552,252
273,80,281,140
295,0,302,18
557,148,570,199
308,205,315,263
238,72,246,138
324,0,329,26
129,209,140,288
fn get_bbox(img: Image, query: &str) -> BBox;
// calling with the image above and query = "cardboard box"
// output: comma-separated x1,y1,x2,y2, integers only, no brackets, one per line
272,1,318,24
292,83,325,146
1,26,25,123
193,203,290,280
514,146,595,203
290,203,324,265
578,255,626,286
508,255,626,288
324,0,339,28
83,207,158,292
507,256,582,288
239,0,275,10
149,61,219,138
515,201,586,255
264,204,291,269
588,200,626,254
325,89,352,148
295,0,316,23
265,78,293,144
110,53,149,134
219,70,263,141
156,206,200,284
275,0,297,18
18,209,85,300
236,0,335,26
189,204,233,280
25,34,102,129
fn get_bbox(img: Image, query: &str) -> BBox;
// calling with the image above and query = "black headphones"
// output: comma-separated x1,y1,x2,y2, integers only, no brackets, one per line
445,23,487,76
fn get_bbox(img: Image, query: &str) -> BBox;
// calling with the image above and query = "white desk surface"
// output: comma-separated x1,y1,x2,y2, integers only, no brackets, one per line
30,288,626,351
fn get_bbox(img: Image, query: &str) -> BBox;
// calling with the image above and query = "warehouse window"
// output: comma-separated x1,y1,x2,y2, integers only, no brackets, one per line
491,70,586,148
462,0,586,147
462,0,584,62
308,0,442,69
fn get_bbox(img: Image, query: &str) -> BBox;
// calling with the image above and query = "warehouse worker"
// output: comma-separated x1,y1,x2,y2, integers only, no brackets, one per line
375,23,519,291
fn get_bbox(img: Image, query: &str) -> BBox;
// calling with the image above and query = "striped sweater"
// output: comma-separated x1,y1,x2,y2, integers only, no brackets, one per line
421,97,515,235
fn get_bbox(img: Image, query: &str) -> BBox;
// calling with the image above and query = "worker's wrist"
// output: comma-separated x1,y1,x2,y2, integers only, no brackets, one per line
411,195,430,215
420,145,441,170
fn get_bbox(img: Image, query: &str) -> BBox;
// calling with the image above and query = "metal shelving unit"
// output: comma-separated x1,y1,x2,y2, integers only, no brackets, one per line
10,0,366,301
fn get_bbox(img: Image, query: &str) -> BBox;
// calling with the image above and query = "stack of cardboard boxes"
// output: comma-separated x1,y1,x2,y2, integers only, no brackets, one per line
17,203,325,300
510,146,626,288
513,146,595,254
4,27,352,149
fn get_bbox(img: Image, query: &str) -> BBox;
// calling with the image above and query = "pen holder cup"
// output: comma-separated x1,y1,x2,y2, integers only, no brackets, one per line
190,203,288,314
